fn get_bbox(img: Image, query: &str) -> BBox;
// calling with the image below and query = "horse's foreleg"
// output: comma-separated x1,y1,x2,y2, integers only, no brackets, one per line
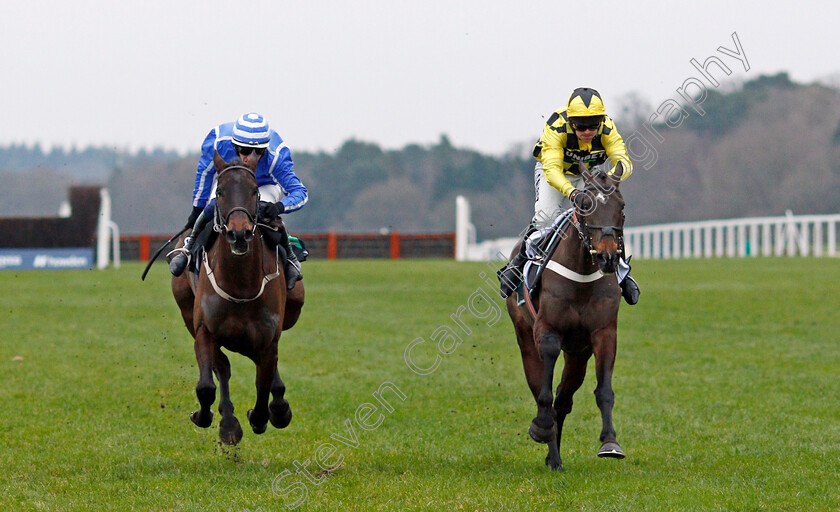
269,369,292,429
190,327,216,428
552,350,590,463
247,344,278,435
529,329,562,470
592,328,625,459
214,347,243,445
529,328,561,433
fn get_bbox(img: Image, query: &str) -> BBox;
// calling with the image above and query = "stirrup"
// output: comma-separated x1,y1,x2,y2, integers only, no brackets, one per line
166,247,190,262
285,259,302,290
167,247,192,276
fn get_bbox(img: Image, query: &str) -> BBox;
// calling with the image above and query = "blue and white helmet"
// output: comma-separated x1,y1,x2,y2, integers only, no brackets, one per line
232,112,271,148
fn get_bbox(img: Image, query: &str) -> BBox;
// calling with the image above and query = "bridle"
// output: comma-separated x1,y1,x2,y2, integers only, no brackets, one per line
575,190,625,259
213,165,259,240
204,165,283,303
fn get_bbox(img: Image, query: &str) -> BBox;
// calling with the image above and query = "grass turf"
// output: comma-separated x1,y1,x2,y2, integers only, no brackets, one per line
1,257,838,511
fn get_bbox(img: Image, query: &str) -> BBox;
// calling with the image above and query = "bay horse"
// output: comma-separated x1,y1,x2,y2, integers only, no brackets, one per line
506,167,627,471
171,152,304,445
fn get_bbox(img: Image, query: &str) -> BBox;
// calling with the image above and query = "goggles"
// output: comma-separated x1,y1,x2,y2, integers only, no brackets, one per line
572,120,601,132
235,146,266,157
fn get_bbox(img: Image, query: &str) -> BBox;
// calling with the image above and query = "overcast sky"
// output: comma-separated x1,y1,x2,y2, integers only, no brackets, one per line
2,0,838,156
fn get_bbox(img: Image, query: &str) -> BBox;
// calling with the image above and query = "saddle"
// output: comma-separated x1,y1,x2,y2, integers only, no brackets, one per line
516,210,577,310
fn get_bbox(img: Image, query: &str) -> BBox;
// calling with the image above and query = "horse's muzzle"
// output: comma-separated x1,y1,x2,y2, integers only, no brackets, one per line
593,235,620,274
595,249,620,274
593,227,621,274
225,227,254,256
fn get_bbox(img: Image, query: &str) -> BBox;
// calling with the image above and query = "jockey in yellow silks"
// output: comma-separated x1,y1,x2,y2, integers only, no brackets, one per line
498,87,640,305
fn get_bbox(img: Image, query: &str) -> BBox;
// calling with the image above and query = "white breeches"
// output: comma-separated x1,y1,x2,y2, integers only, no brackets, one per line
532,161,584,229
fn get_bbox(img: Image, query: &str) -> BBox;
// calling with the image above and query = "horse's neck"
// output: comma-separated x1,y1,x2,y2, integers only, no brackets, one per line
212,238,269,286
552,234,596,272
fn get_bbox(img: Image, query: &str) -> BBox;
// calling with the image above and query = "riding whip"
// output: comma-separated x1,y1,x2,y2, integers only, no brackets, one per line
140,227,189,281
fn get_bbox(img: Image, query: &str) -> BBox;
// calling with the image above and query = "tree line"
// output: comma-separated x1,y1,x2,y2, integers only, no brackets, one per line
1,73,838,239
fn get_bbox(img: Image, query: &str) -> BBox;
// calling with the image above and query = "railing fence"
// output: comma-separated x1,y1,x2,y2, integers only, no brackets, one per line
625,211,840,260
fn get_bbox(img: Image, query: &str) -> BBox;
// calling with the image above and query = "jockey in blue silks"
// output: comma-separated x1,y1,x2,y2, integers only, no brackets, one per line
168,112,308,288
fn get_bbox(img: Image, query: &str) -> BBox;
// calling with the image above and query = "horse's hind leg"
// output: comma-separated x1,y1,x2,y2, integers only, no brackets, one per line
214,347,243,445
247,344,277,435
171,271,196,338
269,369,292,429
282,282,304,331
509,301,542,401
592,327,625,459
190,327,216,428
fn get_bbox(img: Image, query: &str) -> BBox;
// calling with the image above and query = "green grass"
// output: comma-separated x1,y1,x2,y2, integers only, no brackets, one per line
1,258,839,511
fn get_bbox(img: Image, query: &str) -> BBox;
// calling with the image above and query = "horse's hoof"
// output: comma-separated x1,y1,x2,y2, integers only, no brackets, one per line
269,399,292,429
545,439,564,471
528,419,557,444
247,408,268,435
598,441,625,459
190,409,213,428
545,454,565,472
219,417,243,445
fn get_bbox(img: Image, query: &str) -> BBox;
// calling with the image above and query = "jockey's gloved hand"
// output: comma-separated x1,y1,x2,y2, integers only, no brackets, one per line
570,190,593,211
184,206,203,229
262,201,285,221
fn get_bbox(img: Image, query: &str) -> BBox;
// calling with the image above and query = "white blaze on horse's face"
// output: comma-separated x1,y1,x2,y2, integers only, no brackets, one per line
596,192,608,205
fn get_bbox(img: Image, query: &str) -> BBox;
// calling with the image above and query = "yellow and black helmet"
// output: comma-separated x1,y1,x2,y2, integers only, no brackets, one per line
566,87,606,117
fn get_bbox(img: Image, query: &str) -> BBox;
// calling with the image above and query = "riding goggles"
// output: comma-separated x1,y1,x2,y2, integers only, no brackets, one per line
571,120,602,132
235,146,266,157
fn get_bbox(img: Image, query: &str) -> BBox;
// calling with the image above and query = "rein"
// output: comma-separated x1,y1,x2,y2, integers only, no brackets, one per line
541,202,624,284
577,214,624,257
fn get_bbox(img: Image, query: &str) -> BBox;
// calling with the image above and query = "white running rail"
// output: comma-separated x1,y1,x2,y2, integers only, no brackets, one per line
625,211,840,260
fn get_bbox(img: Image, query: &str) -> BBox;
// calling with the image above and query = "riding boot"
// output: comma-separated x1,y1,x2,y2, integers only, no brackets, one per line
284,236,302,290
497,241,528,299
168,211,209,277
620,274,640,305
617,240,640,305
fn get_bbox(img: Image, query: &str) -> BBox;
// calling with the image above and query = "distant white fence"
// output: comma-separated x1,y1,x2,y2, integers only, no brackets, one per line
625,211,840,259
96,188,120,269
455,195,840,261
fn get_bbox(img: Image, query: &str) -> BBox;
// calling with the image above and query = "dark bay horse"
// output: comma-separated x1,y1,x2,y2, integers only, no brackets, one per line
506,168,627,471
171,152,304,445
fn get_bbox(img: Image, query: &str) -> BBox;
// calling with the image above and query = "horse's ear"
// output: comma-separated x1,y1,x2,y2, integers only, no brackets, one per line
610,160,626,183
213,150,227,171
